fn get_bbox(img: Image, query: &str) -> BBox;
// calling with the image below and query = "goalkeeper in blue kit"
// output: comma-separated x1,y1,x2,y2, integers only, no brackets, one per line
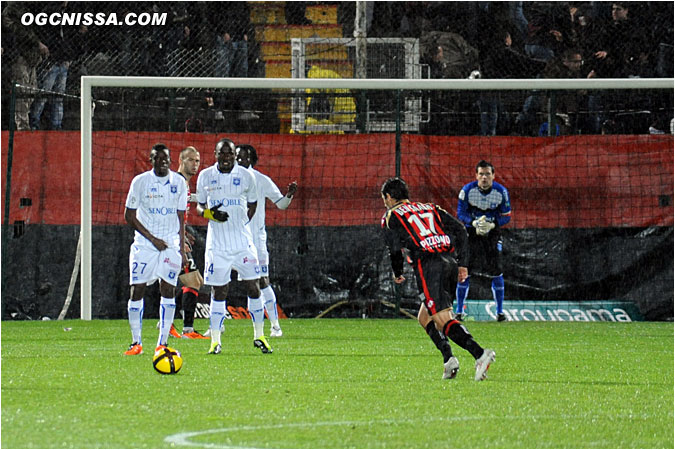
456,160,512,321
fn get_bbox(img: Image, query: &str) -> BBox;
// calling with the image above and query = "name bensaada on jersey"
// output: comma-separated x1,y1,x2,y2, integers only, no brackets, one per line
384,201,455,254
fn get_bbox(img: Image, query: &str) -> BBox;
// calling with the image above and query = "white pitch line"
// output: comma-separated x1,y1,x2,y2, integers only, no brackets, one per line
165,418,436,448
165,413,663,449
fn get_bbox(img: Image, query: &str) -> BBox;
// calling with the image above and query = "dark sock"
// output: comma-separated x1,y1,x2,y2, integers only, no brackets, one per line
181,288,198,329
443,320,483,359
425,321,453,362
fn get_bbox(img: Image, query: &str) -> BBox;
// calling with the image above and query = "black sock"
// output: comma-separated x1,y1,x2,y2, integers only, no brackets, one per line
182,289,198,329
425,321,453,362
444,320,483,359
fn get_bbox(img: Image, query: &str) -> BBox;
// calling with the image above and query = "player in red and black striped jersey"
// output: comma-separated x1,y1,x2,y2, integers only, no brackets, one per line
381,177,495,381
174,146,208,339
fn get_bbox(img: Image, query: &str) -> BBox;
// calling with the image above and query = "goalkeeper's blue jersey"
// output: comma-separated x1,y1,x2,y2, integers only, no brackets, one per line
457,181,511,228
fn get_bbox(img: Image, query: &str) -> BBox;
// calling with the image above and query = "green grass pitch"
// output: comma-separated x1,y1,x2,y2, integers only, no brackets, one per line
1,318,673,448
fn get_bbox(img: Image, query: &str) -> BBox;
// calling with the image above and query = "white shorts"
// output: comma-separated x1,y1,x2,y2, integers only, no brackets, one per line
252,237,270,278
204,244,260,286
129,243,182,287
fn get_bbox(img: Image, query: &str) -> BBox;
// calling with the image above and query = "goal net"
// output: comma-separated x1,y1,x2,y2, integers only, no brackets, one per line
80,77,674,321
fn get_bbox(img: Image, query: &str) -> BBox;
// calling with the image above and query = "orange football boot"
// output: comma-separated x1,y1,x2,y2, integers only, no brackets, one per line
124,343,143,356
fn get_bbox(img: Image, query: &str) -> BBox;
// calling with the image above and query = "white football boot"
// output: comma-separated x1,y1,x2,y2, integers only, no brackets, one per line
442,356,459,379
474,349,496,381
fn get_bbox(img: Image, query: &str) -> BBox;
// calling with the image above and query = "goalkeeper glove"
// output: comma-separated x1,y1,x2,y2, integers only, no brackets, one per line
203,204,229,222
471,215,487,229
475,220,495,236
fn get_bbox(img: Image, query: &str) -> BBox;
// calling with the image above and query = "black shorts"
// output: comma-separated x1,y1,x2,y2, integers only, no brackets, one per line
467,228,503,277
413,254,458,315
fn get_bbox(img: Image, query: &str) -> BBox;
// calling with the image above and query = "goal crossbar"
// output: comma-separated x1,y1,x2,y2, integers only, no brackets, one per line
79,76,674,319
82,76,672,91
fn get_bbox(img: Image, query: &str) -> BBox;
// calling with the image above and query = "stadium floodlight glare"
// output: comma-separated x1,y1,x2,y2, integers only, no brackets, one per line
80,76,673,320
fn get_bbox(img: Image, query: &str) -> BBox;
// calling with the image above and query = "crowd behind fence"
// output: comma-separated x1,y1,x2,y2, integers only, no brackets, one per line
2,1,673,134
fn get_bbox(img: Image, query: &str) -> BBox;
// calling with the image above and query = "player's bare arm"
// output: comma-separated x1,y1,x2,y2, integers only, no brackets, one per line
124,207,167,251
247,201,257,221
185,230,195,252
178,210,187,267
183,229,195,253
386,238,405,285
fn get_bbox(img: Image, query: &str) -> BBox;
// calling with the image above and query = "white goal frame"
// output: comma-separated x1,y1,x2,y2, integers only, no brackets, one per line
80,76,673,319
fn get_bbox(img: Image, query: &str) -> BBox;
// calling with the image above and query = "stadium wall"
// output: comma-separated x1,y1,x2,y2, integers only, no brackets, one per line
2,132,673,320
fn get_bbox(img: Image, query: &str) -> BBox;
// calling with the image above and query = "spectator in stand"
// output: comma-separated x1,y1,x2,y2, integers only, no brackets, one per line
568,4,599,64
185,3,212,50
582,2,653,133
164,4,192,51
516,48,588,135
587,2,650,78
541,49,586,78
647,2,674,78
566,3,609,134
523,2,573,63
212,1,251,76
179,25,198,50
2,2,49,131
419,30,480,135
507,2,529,50
481,29,542,79
143,4,171,77
162,4,203,77
477,28,541,135
212,3,258,121
456,2,528,53
30,4,88,130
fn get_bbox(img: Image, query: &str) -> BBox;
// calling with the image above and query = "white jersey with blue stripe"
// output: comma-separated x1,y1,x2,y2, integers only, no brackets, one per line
196,162,257,252
125,170,187,249
457,180,512,227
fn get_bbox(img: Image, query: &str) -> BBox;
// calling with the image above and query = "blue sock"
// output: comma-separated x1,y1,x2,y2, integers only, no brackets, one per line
492,275,504,314
455,277,470,315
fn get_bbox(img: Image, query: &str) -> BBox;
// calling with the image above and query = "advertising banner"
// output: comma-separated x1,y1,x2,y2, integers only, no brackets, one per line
459,300,644,322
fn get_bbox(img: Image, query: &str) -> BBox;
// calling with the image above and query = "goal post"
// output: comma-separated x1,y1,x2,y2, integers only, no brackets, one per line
80,76,673,320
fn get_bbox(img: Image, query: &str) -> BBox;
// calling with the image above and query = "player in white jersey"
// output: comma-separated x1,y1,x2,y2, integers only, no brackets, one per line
123,143,187,356
236,144,297,337
195,138,271,355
